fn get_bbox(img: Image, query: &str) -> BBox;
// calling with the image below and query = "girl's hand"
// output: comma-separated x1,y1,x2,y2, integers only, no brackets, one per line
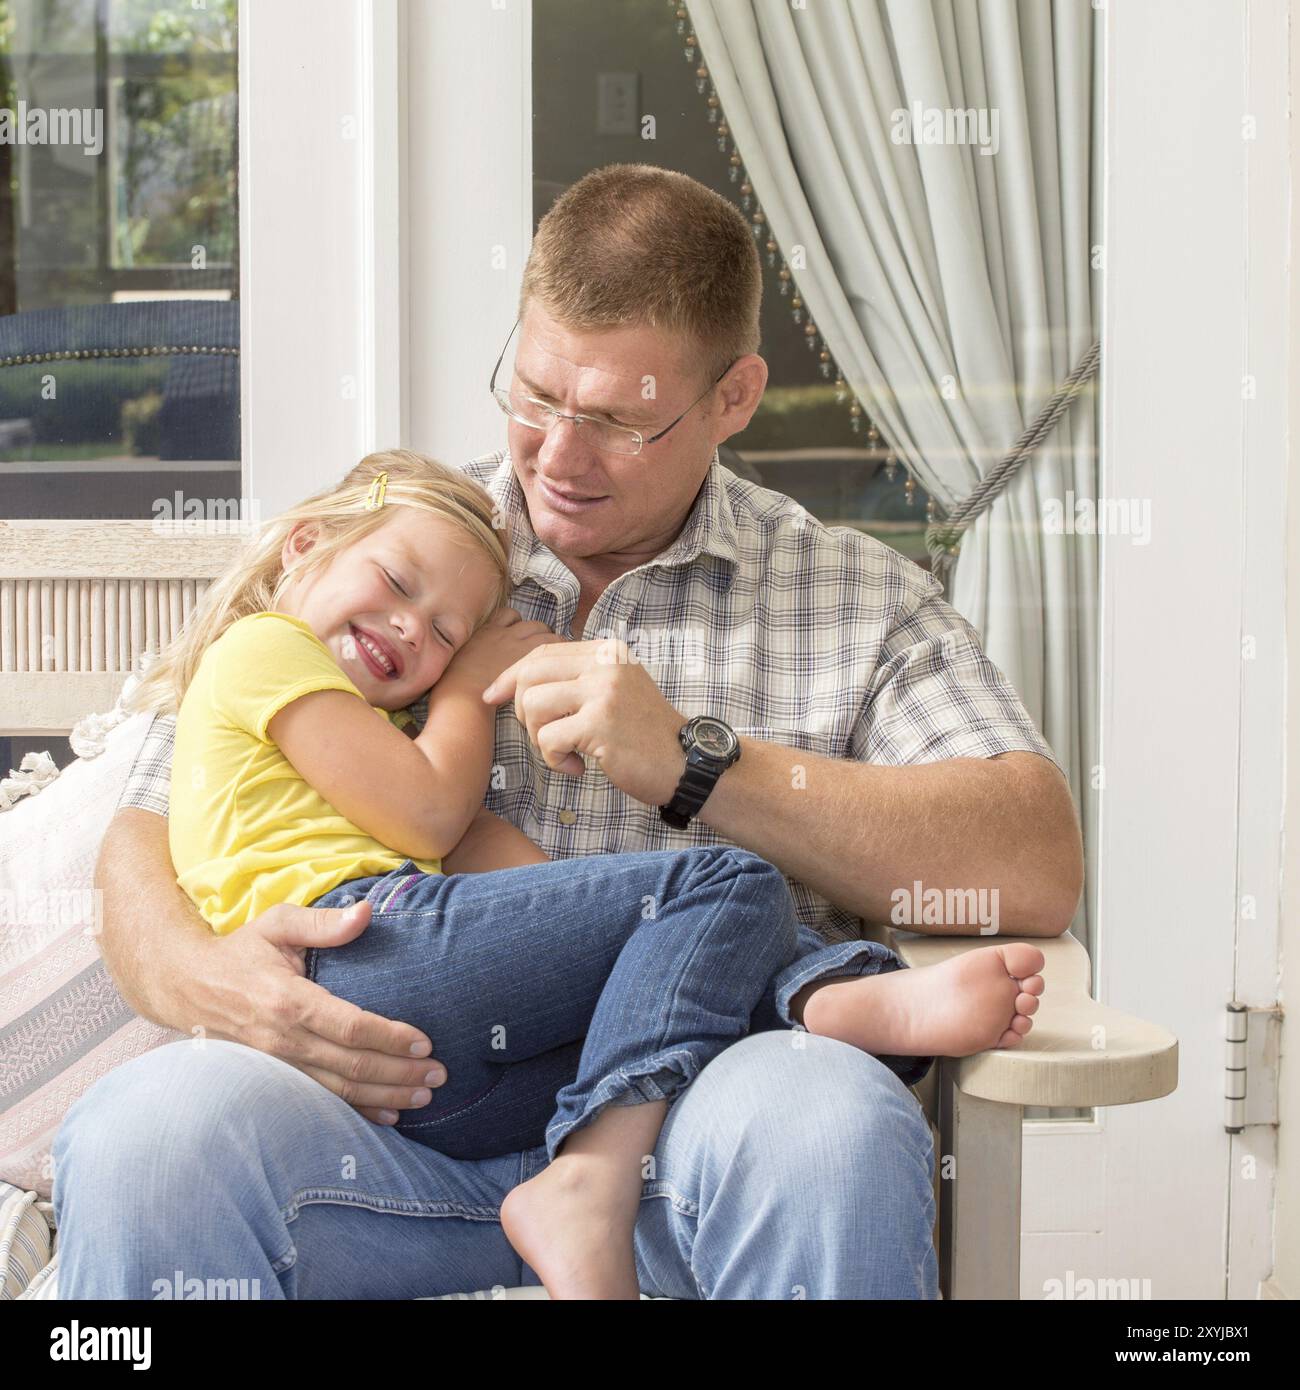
439,608,564,696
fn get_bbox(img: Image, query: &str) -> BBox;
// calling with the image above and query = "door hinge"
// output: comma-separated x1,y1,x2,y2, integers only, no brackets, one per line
1225,1002,1282,1132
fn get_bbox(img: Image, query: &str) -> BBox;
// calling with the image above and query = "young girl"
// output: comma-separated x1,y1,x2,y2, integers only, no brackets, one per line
125,448,1045,1300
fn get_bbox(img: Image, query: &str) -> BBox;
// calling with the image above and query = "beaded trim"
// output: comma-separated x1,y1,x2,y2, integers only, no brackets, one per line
0,345,239,369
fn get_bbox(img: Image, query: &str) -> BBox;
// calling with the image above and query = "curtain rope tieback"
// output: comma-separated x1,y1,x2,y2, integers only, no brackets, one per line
924,340,1101,589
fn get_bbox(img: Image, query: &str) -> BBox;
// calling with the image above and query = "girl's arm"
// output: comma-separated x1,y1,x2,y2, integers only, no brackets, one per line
267,680,491,861
442,808,550,873
410,673,496,839
266,610,563,863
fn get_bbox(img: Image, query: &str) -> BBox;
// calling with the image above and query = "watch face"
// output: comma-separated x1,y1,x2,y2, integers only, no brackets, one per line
692,718,736,758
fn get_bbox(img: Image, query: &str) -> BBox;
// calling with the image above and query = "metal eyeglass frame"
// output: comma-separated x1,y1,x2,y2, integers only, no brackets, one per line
488,318,737,456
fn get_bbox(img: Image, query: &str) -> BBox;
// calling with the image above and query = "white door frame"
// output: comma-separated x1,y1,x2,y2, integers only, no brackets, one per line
238,0,406,517
1023,0,1286,1300
404,0,534,466
1226,0,1288,1302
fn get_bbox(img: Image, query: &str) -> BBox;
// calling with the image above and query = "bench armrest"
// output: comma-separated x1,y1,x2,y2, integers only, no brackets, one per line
884,928,1178,1109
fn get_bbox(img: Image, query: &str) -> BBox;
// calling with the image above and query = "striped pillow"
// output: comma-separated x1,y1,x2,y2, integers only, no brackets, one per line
0,1181,54,1300
1,711,184,1198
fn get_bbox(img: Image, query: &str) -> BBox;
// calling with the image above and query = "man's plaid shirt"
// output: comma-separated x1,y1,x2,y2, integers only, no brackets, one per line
119,448,1062,945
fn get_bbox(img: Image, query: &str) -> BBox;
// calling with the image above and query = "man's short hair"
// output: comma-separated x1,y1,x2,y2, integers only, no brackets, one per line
519,163,762,383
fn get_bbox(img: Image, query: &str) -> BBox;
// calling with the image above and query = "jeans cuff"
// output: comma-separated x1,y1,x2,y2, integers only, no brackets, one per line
545,1047,700,1162
774,940,935,1090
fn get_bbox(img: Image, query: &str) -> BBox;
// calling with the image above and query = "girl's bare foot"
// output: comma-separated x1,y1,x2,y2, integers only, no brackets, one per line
797,943,1046,1058
500,1161,641,1299
499,1099,667,1300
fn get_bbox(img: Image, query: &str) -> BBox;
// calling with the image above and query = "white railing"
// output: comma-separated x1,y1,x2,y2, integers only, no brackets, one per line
0,521,246,734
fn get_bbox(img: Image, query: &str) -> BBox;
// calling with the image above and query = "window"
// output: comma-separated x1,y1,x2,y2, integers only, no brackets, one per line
0,0,239,520
0,0,239,776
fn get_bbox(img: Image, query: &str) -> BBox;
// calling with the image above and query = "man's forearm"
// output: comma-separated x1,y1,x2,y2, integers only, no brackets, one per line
694,739,1082,936
94,808,219,1030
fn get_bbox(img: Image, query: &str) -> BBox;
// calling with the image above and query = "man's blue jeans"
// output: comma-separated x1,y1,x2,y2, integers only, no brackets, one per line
52,847,939,1297
302,845,932,1161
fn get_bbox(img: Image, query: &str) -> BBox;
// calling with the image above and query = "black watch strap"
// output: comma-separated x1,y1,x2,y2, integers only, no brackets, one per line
660,756,720,828
660,717,740,828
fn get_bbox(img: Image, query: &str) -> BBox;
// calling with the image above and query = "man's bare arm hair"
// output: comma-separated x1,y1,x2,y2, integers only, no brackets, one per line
93,807,218,1031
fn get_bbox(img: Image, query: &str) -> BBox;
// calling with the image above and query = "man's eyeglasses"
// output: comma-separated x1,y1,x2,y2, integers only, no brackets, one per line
488,319,735,457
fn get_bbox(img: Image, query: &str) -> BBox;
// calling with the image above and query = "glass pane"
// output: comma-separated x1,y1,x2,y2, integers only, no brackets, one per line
0,0,240,520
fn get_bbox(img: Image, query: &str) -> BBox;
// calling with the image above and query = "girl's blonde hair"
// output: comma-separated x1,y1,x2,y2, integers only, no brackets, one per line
124,448,512,718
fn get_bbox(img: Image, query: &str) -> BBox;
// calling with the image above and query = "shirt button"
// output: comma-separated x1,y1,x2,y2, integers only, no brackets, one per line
558,809,577,825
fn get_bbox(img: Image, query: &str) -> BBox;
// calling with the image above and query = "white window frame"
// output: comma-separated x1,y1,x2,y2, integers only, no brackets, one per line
404,0,534,465
238,0,407,517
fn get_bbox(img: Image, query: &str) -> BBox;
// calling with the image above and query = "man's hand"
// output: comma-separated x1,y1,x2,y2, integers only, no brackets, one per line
195,897,447,1125
95,807,451,1130
438,607,565,697
482,637,688,806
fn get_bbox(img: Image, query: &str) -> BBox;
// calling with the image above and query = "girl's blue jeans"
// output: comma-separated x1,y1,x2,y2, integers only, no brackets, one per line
304,845,932,1162
52,846,941,1297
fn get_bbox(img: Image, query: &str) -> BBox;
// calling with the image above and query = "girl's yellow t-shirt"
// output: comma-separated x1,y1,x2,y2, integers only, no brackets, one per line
169,610,441,936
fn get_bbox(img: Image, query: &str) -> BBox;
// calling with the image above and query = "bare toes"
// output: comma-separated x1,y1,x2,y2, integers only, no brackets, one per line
1019,974,1046,996
1002,944,1045,978
998,1029,1024,1048
1015,991,1040,1016
1009,1014,1033,1035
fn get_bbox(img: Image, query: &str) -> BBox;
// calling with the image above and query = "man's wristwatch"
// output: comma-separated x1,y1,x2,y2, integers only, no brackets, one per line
659,715,742,828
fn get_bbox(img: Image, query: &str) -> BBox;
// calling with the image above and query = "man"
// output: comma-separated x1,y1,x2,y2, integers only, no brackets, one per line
53,164,1082,1299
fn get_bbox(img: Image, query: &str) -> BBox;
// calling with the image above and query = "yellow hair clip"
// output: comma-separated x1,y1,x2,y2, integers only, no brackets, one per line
363,472,389,510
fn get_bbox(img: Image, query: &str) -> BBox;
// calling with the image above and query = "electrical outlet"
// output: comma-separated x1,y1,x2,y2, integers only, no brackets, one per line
596,72,639,136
